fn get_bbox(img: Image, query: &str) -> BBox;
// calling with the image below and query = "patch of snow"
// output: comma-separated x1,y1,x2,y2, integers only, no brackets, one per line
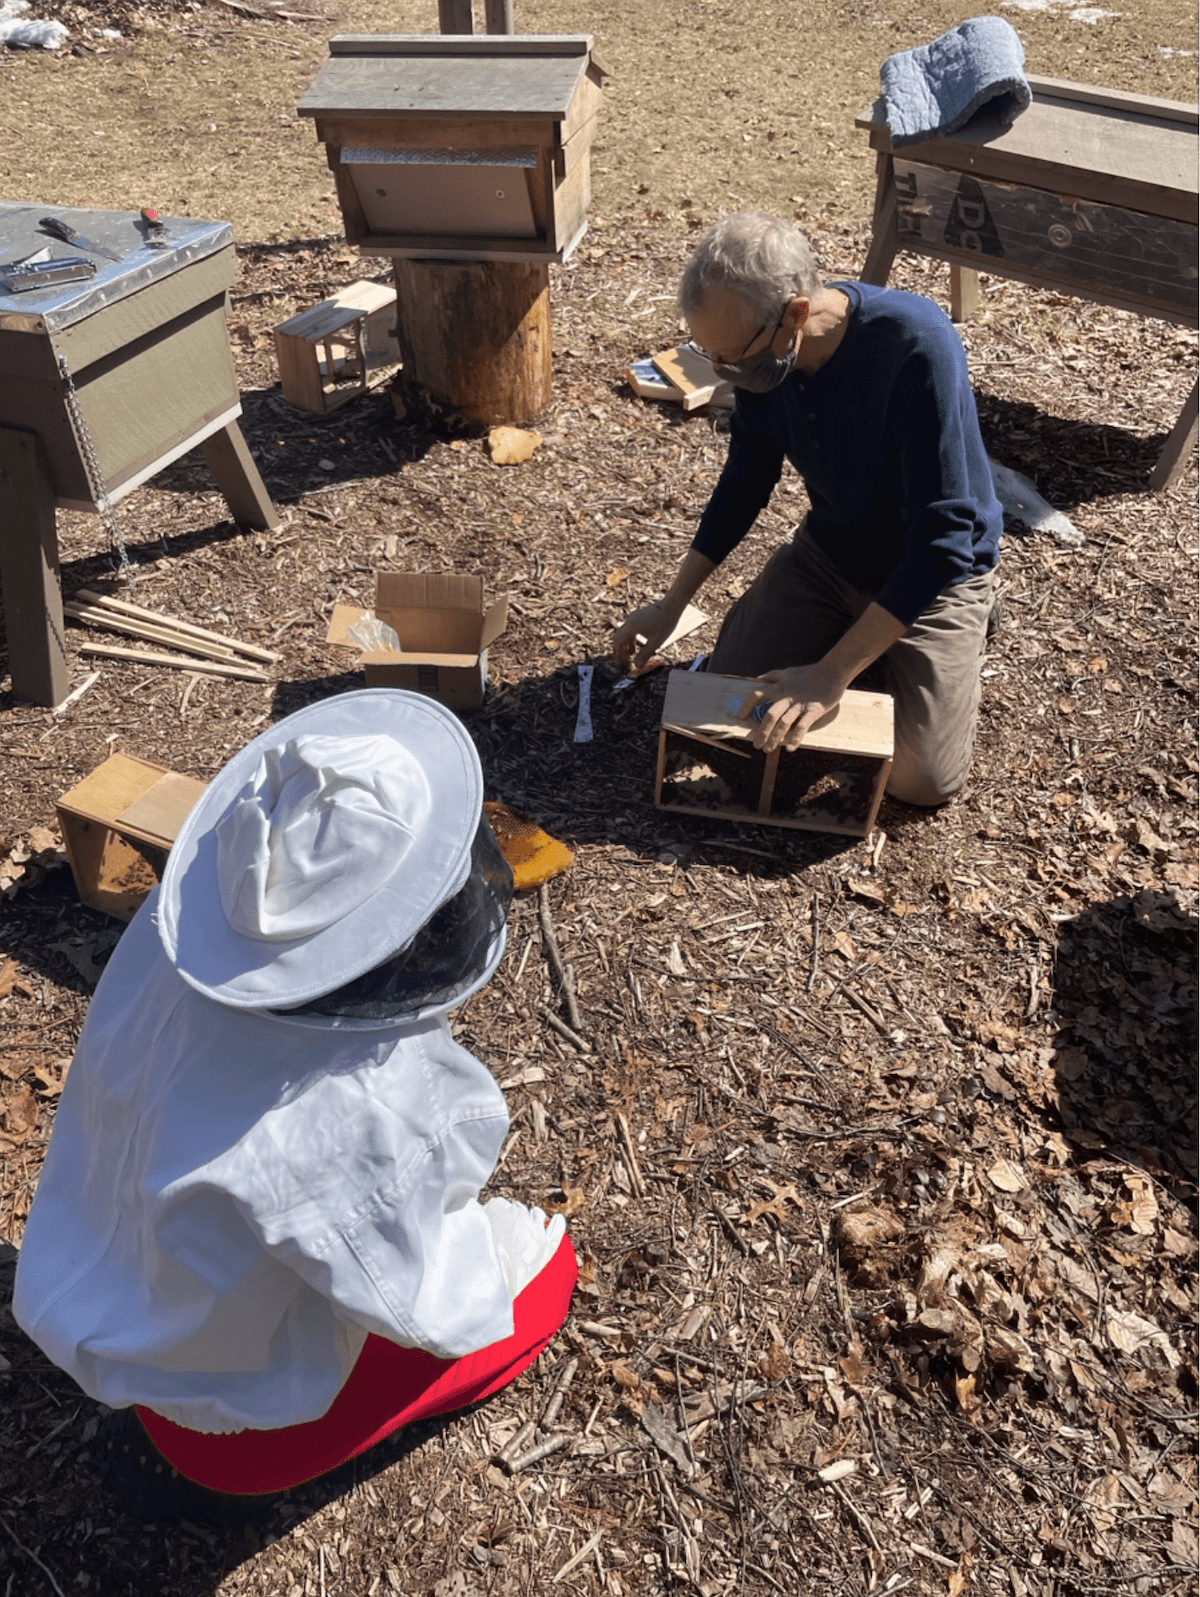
0,0,69,47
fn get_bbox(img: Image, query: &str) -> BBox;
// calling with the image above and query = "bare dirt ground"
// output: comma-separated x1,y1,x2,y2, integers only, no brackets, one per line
0,2,1197,1595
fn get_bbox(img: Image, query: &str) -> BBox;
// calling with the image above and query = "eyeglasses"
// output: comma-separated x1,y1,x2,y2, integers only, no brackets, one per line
686,304,788,370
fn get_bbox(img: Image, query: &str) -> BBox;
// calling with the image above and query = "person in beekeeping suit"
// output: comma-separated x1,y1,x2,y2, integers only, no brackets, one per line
14,690,575,1495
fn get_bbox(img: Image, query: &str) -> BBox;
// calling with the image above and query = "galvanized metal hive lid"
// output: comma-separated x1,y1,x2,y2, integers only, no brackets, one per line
299,34,600,121
0,204,234,334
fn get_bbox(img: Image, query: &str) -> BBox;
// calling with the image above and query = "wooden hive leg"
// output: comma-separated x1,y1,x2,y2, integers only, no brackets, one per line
950,265,981,323
1148,377,1199,492
0,425,69,707
200,421,281,530
860,153,900,287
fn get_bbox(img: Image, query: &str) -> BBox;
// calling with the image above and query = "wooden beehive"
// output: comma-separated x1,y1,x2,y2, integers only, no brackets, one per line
298,34,608,264
655,671,894,839
856,76,1199,488
274,280,399,414
57,752,207,921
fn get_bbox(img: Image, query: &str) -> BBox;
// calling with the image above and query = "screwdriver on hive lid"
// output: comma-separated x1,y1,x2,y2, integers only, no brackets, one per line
38,215,123,263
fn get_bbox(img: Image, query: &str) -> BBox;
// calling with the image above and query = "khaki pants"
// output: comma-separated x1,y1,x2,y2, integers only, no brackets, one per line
709,530,996,806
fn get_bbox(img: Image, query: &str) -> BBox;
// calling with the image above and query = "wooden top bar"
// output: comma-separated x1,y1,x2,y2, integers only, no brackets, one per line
662,671,895,760
328,34,595,57
856,75,1199,225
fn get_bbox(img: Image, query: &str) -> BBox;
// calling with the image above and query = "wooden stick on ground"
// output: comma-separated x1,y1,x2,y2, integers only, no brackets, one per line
65,603,241,664
614,1111,648,1199
79,644,268,681
75,588,280,663
541,1008,589,1053
537,883,584,1035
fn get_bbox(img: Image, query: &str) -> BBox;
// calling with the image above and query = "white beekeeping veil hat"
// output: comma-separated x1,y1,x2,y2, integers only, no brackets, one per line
158,689,499,1013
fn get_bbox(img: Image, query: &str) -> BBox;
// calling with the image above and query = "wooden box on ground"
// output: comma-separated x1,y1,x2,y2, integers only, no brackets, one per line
57,752,207,921
274,280,399,414
655,671,894,839
298,35,608,264
326,571,509,710
855,75,1199,489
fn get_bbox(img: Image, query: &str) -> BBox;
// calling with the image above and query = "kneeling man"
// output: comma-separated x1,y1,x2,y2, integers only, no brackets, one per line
615,211,1002,807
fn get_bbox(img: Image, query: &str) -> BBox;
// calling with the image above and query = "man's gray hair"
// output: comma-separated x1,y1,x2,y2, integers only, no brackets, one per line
678,211,820,322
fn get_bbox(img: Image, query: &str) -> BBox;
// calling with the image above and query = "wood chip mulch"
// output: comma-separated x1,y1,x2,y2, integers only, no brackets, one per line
0,218,1196,1597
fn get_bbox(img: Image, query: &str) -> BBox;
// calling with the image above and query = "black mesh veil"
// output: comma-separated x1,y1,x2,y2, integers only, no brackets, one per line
281,814,514,1020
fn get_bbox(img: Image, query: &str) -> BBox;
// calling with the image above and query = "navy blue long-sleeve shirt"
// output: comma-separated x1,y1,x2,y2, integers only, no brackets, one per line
692,280,1002,626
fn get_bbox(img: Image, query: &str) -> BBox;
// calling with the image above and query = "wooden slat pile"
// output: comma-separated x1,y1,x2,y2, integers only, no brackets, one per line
64,589,279,681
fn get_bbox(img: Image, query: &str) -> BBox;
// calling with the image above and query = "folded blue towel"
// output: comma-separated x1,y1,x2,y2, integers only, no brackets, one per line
882,16,1031,147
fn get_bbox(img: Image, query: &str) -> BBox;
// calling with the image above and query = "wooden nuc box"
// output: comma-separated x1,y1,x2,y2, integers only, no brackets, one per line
299,34,607,265
274,280,399,414
57,752,207,921
656,671,894,839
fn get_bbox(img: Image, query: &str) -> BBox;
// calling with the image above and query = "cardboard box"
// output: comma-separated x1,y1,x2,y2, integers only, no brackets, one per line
57,752,208,920
655,670,894,838
326,572,509,709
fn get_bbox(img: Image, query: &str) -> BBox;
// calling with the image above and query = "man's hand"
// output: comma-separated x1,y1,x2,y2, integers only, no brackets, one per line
613,601,680,676
737,663,847,752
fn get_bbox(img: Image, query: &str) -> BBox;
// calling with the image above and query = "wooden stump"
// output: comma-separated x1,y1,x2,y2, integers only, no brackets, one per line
391,258,552,428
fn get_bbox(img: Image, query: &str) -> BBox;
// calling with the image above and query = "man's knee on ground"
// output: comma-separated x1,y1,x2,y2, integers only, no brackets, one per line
885,766,965,808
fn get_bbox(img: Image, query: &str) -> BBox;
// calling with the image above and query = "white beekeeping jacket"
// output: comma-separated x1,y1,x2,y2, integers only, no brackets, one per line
13,890,519,1435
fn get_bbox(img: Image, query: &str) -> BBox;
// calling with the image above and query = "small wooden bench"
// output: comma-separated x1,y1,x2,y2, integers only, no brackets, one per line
856,75,1198,490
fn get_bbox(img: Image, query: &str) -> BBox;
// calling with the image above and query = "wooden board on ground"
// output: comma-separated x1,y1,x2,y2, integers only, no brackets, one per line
655,671,893,838
650,345,734,412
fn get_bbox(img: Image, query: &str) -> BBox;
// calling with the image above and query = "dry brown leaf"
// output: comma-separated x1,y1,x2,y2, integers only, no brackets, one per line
3,1087,39,1141
846,876,886,903
605,566,629,586
33,1060,69,1096
1112,1175,1159,1235
949,1552,974,1596
746,1181,800,1224
1106,1307,1179,1366
955,1370,980,1415
759,1342,792,1383
821,1367,857,1421
986,1158,1027,1193
838,1337,870,1386
487,426,542,465
611,1360,641,1392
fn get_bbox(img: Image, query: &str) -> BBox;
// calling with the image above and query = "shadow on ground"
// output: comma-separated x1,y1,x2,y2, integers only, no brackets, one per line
1051,887,1199,1192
